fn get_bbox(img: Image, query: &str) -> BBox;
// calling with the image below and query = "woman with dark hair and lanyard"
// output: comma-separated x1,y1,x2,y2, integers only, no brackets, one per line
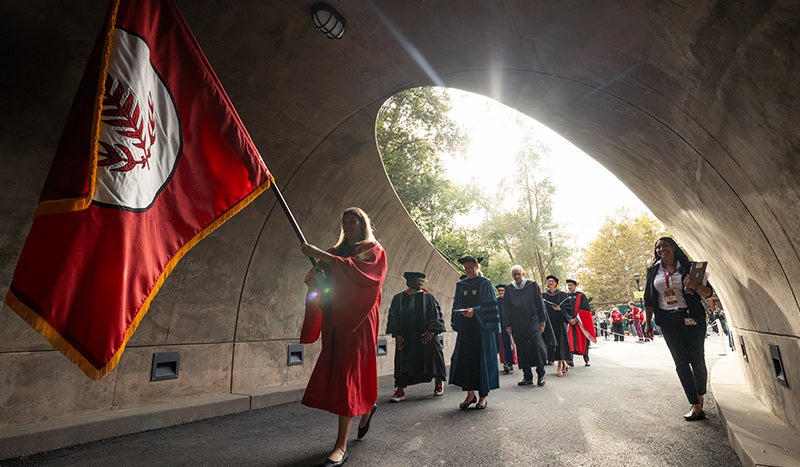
643,237,713,421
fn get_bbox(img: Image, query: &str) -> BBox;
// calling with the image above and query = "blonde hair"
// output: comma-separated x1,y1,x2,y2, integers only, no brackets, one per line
332,207,376,250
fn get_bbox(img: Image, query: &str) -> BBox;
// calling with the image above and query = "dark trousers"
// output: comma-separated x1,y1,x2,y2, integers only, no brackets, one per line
612,322,624,341
658,314,707,405
517,332,546,381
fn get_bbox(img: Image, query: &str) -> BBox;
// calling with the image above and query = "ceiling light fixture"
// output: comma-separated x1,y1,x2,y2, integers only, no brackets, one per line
311,2,347,40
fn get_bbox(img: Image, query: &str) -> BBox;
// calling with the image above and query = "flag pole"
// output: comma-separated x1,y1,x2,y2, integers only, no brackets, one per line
270,183,323,273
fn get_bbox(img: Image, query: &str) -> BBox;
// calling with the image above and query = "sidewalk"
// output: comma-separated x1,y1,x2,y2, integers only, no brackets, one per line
711,347,800,466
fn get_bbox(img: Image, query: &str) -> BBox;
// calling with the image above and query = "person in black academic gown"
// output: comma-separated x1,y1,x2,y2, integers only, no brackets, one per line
449,255,500,410
386,272,447,402
496,283,517,374
503,265,548,386
542,275,573,377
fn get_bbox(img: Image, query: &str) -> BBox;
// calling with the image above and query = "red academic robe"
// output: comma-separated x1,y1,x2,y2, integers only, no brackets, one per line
301,241,387,417
567,292,597,355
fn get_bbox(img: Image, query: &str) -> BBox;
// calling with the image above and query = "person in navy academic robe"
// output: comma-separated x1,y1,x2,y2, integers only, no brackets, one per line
449,255,500,410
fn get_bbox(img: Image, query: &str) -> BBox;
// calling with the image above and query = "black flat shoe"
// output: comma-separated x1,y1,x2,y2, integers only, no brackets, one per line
357,405,377,439
683,409,706,421
475,400,487,409
320,450,349,466
459,395,477,410
537,376,546,387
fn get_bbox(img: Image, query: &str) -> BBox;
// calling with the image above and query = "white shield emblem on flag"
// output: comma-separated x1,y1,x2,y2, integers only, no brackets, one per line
93,28,181,210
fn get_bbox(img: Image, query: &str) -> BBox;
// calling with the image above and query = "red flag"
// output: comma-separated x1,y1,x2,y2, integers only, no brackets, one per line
5,0,273,380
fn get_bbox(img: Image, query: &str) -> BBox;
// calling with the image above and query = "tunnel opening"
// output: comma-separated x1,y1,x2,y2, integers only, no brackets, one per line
376,86,671,304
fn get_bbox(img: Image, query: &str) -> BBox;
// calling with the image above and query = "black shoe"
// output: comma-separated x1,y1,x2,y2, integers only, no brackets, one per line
537,376,546,386
546,361,554,366
320,450,349,466
517,379,533,386
475,400,487,409
567,360,574,367
585,362,591,367
459,395,477,410
357,405,377,439
683,409,706,421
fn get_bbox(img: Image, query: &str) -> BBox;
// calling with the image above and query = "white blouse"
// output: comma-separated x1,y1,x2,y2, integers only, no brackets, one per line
652,260,688,310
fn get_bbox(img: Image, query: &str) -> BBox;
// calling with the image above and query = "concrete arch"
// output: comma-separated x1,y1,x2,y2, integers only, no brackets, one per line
1,0,799,459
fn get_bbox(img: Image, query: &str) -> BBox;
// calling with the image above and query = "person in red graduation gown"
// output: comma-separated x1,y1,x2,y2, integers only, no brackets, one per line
300,207,388,467
565,279,597,366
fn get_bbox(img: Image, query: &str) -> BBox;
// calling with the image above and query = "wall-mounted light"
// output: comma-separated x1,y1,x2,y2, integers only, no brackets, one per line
740,335,748,362
150,351,180,381
287,344,304,366
770,344,789,388
311,2,347,39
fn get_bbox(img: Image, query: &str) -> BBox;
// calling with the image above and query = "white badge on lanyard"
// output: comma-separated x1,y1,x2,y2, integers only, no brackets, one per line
664,289,679,306
663,268,679,306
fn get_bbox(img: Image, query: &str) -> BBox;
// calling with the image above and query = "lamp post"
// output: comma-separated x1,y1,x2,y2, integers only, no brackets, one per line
633,273,643,307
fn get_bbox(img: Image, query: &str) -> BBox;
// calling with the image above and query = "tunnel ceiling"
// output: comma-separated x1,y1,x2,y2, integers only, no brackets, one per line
5,0,799,345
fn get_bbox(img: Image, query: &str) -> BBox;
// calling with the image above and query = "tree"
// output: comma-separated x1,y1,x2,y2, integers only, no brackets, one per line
377,87,476,247
576,210,667,303
476,131,571,284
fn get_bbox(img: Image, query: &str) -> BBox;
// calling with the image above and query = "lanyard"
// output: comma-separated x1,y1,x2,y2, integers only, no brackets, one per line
663,266,675,290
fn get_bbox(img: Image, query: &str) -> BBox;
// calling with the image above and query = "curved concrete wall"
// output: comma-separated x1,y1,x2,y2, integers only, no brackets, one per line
1,0,798,450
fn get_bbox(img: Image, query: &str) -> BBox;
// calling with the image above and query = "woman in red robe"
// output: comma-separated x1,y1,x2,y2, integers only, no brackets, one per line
300,207,387,467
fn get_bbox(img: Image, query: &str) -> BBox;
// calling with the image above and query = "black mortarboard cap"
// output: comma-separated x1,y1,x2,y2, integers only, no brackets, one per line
565,279,577,285
546,274,559,283
495,284,505,290
403,271,426,280
457,255,483,265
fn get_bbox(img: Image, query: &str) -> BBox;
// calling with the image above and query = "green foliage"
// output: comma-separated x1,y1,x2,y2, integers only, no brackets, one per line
576,210,667,303
377,87,473,244
378,88,570,284
475,136,571,285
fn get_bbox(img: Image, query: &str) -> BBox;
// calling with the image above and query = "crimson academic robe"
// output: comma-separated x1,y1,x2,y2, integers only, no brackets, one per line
300,241,387,417
567,291,597,355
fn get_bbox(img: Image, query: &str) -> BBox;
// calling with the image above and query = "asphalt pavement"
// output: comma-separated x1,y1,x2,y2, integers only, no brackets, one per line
2,333,741,467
